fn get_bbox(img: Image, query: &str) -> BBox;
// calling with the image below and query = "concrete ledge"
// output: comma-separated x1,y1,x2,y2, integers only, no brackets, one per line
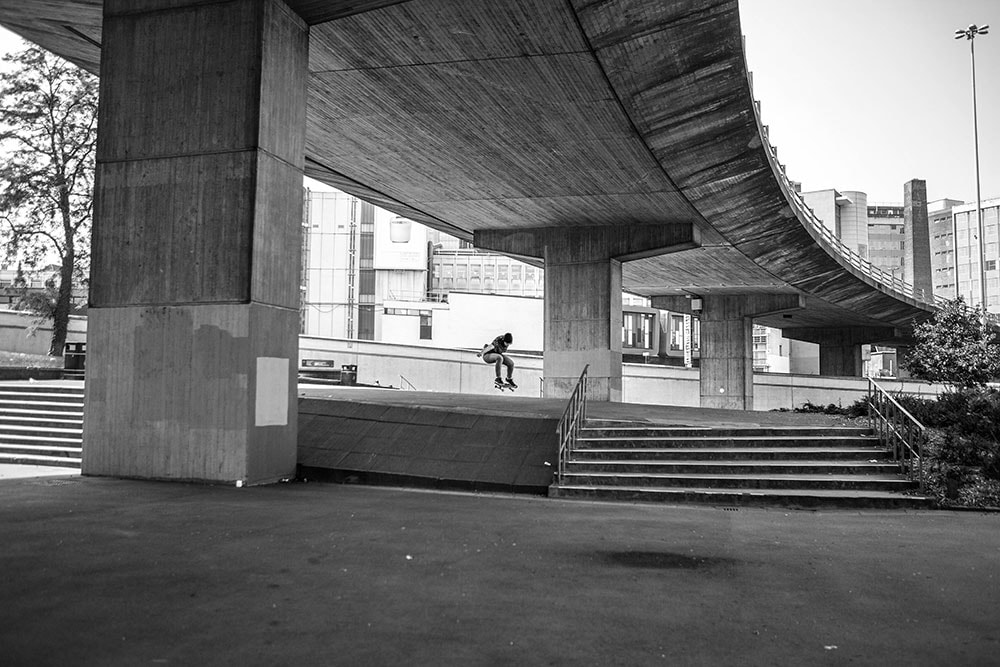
298,397,559,493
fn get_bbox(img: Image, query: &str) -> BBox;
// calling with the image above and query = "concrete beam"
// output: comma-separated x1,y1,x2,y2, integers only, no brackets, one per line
84,0,307,484
475,223,699,261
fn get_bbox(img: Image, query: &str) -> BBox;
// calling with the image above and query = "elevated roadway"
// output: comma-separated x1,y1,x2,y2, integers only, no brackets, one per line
0,0,941,483
0,0,937,331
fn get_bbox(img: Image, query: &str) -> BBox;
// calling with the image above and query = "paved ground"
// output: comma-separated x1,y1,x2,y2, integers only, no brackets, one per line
1,470,997,666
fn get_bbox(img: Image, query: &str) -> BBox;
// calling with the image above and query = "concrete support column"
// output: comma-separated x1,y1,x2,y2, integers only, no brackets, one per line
83,0,308,483
894,346,913,379
698,296,754,410
818,343,863,377
654,293,804,410
784,327,899,379
475,223,698,402
544,254,623,401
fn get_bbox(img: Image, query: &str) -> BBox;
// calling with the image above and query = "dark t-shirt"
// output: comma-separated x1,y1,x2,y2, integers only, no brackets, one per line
489,335,509,354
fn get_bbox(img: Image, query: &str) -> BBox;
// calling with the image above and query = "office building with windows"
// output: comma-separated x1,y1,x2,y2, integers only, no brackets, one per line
951,197,1000,312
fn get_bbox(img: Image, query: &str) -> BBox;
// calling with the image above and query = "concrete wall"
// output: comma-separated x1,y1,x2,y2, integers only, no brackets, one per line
298,337,944,410
0,310,87,355
299,335,545,396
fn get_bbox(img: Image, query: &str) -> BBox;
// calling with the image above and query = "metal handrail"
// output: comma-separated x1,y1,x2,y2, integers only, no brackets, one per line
741,37,946,309
555,365,589,485
399,375,416,391
867,378,926,492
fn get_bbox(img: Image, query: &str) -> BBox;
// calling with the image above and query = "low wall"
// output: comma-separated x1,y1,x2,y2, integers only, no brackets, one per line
0,310,87,356
300,337,945,410
299,336,545,396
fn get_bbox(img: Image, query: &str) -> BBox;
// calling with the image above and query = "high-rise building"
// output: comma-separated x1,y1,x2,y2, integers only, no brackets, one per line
951,197,1000,312
866,202,905,279
928,198,964,298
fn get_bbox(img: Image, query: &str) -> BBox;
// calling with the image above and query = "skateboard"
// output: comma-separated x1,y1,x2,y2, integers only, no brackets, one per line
494,380,517,392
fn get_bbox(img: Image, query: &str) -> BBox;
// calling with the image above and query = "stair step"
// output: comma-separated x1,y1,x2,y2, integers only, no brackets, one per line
573,447,887,461
581,426,872,438
0,399,85,413
0,413,84,426
0,443,82,455
549,485,932,510
0,422,83,435
0,452,82,468
564,461,900,475
577,436,879,449
0,407,84,419
0,432,83,445
558,472,916,492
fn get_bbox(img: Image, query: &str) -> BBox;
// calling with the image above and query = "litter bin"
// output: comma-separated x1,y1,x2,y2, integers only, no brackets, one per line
64,342,86,371
340,364,358,386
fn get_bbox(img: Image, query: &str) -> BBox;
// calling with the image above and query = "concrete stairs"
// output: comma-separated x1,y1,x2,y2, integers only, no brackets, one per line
0,383,84,468
550,421,932,509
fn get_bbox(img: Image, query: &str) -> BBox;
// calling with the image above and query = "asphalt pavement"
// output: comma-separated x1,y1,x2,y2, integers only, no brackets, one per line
1,471,997,666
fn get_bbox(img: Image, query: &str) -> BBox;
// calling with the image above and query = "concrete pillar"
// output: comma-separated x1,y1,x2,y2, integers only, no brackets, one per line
83,0,308,483
654,294,803,410
785,327,899,379
475,224,698,401
544,253,623,401
894,346,912,378
653,294,803,409
698,296,754,410
818,342,863,377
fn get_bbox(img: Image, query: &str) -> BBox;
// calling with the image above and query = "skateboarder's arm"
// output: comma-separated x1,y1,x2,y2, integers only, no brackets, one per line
477,343,492,358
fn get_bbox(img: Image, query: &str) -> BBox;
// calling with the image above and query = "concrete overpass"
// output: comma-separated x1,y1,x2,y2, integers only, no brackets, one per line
0,0,939,484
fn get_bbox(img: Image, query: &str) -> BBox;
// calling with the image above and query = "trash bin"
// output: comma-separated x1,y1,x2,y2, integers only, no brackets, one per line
340,364,357,386
64,342,86,372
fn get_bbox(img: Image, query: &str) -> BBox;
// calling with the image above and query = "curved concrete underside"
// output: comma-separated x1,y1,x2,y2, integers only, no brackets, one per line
0,0,935,339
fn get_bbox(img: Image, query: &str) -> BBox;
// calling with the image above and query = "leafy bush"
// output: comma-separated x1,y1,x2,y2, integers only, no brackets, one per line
907,389,1000,506
901,297,1000,389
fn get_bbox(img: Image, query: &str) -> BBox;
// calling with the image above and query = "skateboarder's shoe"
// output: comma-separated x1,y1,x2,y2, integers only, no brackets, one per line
494,378,505,390
505,378,518,389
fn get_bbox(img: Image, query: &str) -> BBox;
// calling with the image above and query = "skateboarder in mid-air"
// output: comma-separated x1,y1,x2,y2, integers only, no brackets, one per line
477,332,517,390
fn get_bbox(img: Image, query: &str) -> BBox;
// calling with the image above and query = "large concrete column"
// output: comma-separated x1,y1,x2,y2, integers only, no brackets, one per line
544,252,623,400
83,0,308,484
476,224,698,401
818,342,863,377
654,294,803,410
785,327,899,378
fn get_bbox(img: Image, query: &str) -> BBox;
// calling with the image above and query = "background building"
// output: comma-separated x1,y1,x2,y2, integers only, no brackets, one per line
929,198,965,298
951,197,1000,313
301,189,701,366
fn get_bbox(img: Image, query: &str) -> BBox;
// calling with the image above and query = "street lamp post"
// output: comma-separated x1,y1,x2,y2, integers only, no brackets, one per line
955,23,990,313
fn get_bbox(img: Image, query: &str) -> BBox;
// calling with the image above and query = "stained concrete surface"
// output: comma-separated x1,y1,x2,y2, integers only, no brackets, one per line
1,473,998,666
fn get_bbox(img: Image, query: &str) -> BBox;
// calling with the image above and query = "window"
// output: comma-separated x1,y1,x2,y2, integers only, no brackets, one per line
669,315,685,351
419,311,432,340
622,312,653,349
357,305,375,340
987,260,997,272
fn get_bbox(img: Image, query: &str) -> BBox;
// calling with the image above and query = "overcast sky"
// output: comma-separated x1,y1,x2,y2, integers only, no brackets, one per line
2,2,997,205
739,0,998,205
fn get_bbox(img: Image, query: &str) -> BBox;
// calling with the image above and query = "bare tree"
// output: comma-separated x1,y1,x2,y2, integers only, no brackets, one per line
0,44,96,355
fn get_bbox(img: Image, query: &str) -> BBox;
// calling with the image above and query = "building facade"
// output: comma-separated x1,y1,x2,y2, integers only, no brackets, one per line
951,197,1000,312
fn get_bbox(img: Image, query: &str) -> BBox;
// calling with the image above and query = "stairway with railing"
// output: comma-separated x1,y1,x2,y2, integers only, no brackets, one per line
0,382,83,468
550,368,931,509
867,378,926,493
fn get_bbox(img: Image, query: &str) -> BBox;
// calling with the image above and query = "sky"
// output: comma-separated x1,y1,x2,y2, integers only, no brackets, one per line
1,2,997,204
739,0,998,204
